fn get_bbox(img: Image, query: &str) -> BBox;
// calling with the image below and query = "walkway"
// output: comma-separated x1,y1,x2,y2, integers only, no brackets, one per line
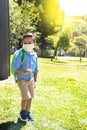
0,76,15,86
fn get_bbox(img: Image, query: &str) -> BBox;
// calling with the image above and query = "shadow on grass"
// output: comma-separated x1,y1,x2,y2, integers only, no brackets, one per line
53,60,67,64
0,118,27,130
40,60,67,65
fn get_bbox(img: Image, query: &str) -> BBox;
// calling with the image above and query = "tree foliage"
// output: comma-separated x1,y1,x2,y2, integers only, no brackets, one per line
37,0,64,50
10,0,22,46
10,0,40,47
58,33,70,49
10,0,65,54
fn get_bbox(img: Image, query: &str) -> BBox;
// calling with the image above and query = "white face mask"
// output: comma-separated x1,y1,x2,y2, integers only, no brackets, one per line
22,44,34,52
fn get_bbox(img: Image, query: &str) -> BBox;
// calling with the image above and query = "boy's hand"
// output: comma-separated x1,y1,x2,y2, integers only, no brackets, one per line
34,82,37,88
25,69,33,74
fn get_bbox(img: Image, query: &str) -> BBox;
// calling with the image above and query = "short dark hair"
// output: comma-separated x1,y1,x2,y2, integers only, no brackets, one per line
23,32,36,43
23,33,34,39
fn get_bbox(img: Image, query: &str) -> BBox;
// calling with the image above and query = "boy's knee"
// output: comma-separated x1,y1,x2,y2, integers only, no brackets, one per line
22,98,29,101
22,97,33,101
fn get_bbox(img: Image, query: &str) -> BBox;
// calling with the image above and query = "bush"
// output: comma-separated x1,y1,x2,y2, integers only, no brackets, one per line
67,44,80,56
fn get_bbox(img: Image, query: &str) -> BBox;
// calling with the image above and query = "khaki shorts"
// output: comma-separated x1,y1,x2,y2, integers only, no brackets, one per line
17,77,34,100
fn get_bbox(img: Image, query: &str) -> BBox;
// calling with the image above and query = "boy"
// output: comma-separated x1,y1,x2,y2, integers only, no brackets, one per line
13,33,38,122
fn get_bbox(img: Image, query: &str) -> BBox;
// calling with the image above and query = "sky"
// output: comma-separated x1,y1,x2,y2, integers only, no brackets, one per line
58,0,87,16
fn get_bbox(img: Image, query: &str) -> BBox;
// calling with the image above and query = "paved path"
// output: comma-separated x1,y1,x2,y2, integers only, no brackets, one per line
0,75,15,86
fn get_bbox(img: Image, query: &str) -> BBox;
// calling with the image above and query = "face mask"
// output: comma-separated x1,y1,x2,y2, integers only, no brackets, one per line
22,44,34,52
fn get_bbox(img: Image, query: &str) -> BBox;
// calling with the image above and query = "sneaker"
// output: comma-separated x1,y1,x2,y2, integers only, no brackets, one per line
20,110,28,121
27,112,35,122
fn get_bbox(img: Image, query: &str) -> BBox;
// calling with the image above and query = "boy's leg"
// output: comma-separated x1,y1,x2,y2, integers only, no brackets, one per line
26,81,35,121
26,98,35,121
17,79,30,121
21,99,28,110
26,81,34,112
17,79,35,121
26,98,32,112
19,99,29,121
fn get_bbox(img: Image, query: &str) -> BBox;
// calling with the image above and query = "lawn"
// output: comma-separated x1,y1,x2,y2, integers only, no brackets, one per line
0,57,87,130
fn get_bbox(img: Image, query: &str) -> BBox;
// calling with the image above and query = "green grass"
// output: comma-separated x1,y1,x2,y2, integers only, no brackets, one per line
0,57,87,130
39,57,87,66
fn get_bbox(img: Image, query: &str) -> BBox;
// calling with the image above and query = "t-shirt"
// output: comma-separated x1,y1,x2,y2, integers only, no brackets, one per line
13,51,38,81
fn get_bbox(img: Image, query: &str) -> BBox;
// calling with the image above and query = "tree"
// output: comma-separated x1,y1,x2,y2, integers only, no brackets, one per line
58,33,70,49
53,22,72,59
13,0,34,6
74,19,87,58
11,0,65,56
36,0,65,54
66,43,79,56
73,36,87,61
9,0,22,47
53,32,70,58
10,0,40,48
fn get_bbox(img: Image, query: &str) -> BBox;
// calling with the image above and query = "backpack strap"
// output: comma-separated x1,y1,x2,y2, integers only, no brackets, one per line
34,52,38,60
20,48,26,64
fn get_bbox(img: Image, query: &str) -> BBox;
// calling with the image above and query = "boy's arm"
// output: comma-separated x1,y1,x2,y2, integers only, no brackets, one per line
34,56,38,83
34,72,37,82
34,72,38,88
13,52,33,74
16,68,32,75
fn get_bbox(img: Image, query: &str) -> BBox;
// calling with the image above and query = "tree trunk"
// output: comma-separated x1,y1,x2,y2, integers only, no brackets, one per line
58,48,62,56
85,46,87,57
79,45,82,62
